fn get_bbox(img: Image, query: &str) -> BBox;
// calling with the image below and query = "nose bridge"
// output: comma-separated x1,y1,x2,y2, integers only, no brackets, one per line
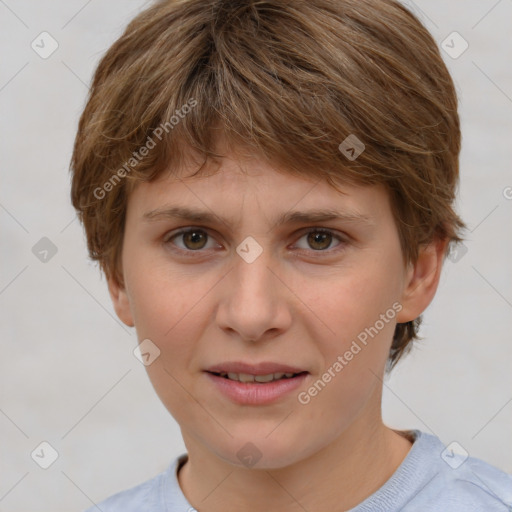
216,242,290,341
231,242,276,311
234,245,273,297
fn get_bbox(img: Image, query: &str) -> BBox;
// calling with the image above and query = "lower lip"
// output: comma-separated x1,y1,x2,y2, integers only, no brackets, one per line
205,372,309,405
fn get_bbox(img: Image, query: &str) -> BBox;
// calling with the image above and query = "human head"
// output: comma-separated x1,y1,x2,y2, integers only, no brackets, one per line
70,0,464,369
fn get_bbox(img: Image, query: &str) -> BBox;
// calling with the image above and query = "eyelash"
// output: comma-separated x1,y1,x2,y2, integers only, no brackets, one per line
163,227,348,258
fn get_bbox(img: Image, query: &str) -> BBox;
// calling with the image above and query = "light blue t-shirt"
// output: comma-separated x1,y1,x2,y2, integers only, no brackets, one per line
85,430,512,511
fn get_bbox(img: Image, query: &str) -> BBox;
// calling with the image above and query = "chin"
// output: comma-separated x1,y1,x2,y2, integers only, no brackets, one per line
208,430,319,470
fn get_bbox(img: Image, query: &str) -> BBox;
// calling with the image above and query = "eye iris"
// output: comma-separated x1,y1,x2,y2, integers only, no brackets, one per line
183,230,207,250
307,231,332,250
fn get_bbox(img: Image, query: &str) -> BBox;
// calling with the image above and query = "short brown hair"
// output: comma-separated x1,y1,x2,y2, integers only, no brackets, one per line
70,0,465,369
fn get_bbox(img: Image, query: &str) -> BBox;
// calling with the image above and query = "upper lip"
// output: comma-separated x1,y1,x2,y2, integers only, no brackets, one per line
205,361,308,375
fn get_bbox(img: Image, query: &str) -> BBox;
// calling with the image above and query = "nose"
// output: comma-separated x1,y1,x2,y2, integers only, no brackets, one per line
215,246,293,343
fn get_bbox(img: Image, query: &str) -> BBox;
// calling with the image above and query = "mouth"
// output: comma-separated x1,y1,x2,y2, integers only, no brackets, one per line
204,361,309,381
204,362,309,405
207,370,308,383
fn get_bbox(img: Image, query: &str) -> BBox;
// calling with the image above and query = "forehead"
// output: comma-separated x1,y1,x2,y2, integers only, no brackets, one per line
126,152,392,232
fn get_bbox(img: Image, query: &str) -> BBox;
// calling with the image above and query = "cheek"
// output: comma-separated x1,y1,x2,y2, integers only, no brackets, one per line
306,258,402,382
302,281,397,432
125,262,204,338
317,268,400,338
126,269,210,418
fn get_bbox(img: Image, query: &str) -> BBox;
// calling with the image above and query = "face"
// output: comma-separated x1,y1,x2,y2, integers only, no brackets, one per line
109,151,443,469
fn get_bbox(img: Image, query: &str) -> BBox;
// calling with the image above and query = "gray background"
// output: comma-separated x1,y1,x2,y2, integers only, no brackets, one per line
1,0,511,510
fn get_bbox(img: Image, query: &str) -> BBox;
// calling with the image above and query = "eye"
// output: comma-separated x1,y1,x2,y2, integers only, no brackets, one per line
294,228,343,252
165,228,220,252
164,227,346,257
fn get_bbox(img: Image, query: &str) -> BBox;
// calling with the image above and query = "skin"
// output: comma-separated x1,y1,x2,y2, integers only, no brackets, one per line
108,148,447,512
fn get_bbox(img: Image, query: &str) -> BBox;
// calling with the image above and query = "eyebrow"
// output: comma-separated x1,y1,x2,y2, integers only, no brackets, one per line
142,205,374,228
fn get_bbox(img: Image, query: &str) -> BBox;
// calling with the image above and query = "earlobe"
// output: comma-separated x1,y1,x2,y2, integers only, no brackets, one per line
396,238,449,323
107,276,135,327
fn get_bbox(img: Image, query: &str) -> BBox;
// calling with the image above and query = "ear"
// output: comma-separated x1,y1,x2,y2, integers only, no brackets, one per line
396,238,449,323
107,275,135,327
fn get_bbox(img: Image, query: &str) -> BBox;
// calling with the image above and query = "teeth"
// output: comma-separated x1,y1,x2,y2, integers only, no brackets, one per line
218,371,299,382
254,374,276,383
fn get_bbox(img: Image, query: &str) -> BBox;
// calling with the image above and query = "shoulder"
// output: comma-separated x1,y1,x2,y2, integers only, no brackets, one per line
432,453,512,510
353,430,512,511
83,472,162,512
405,431,512,511
83,454,189,512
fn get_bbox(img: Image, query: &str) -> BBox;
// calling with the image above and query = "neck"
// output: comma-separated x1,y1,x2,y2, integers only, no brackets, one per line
178,413,412,512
